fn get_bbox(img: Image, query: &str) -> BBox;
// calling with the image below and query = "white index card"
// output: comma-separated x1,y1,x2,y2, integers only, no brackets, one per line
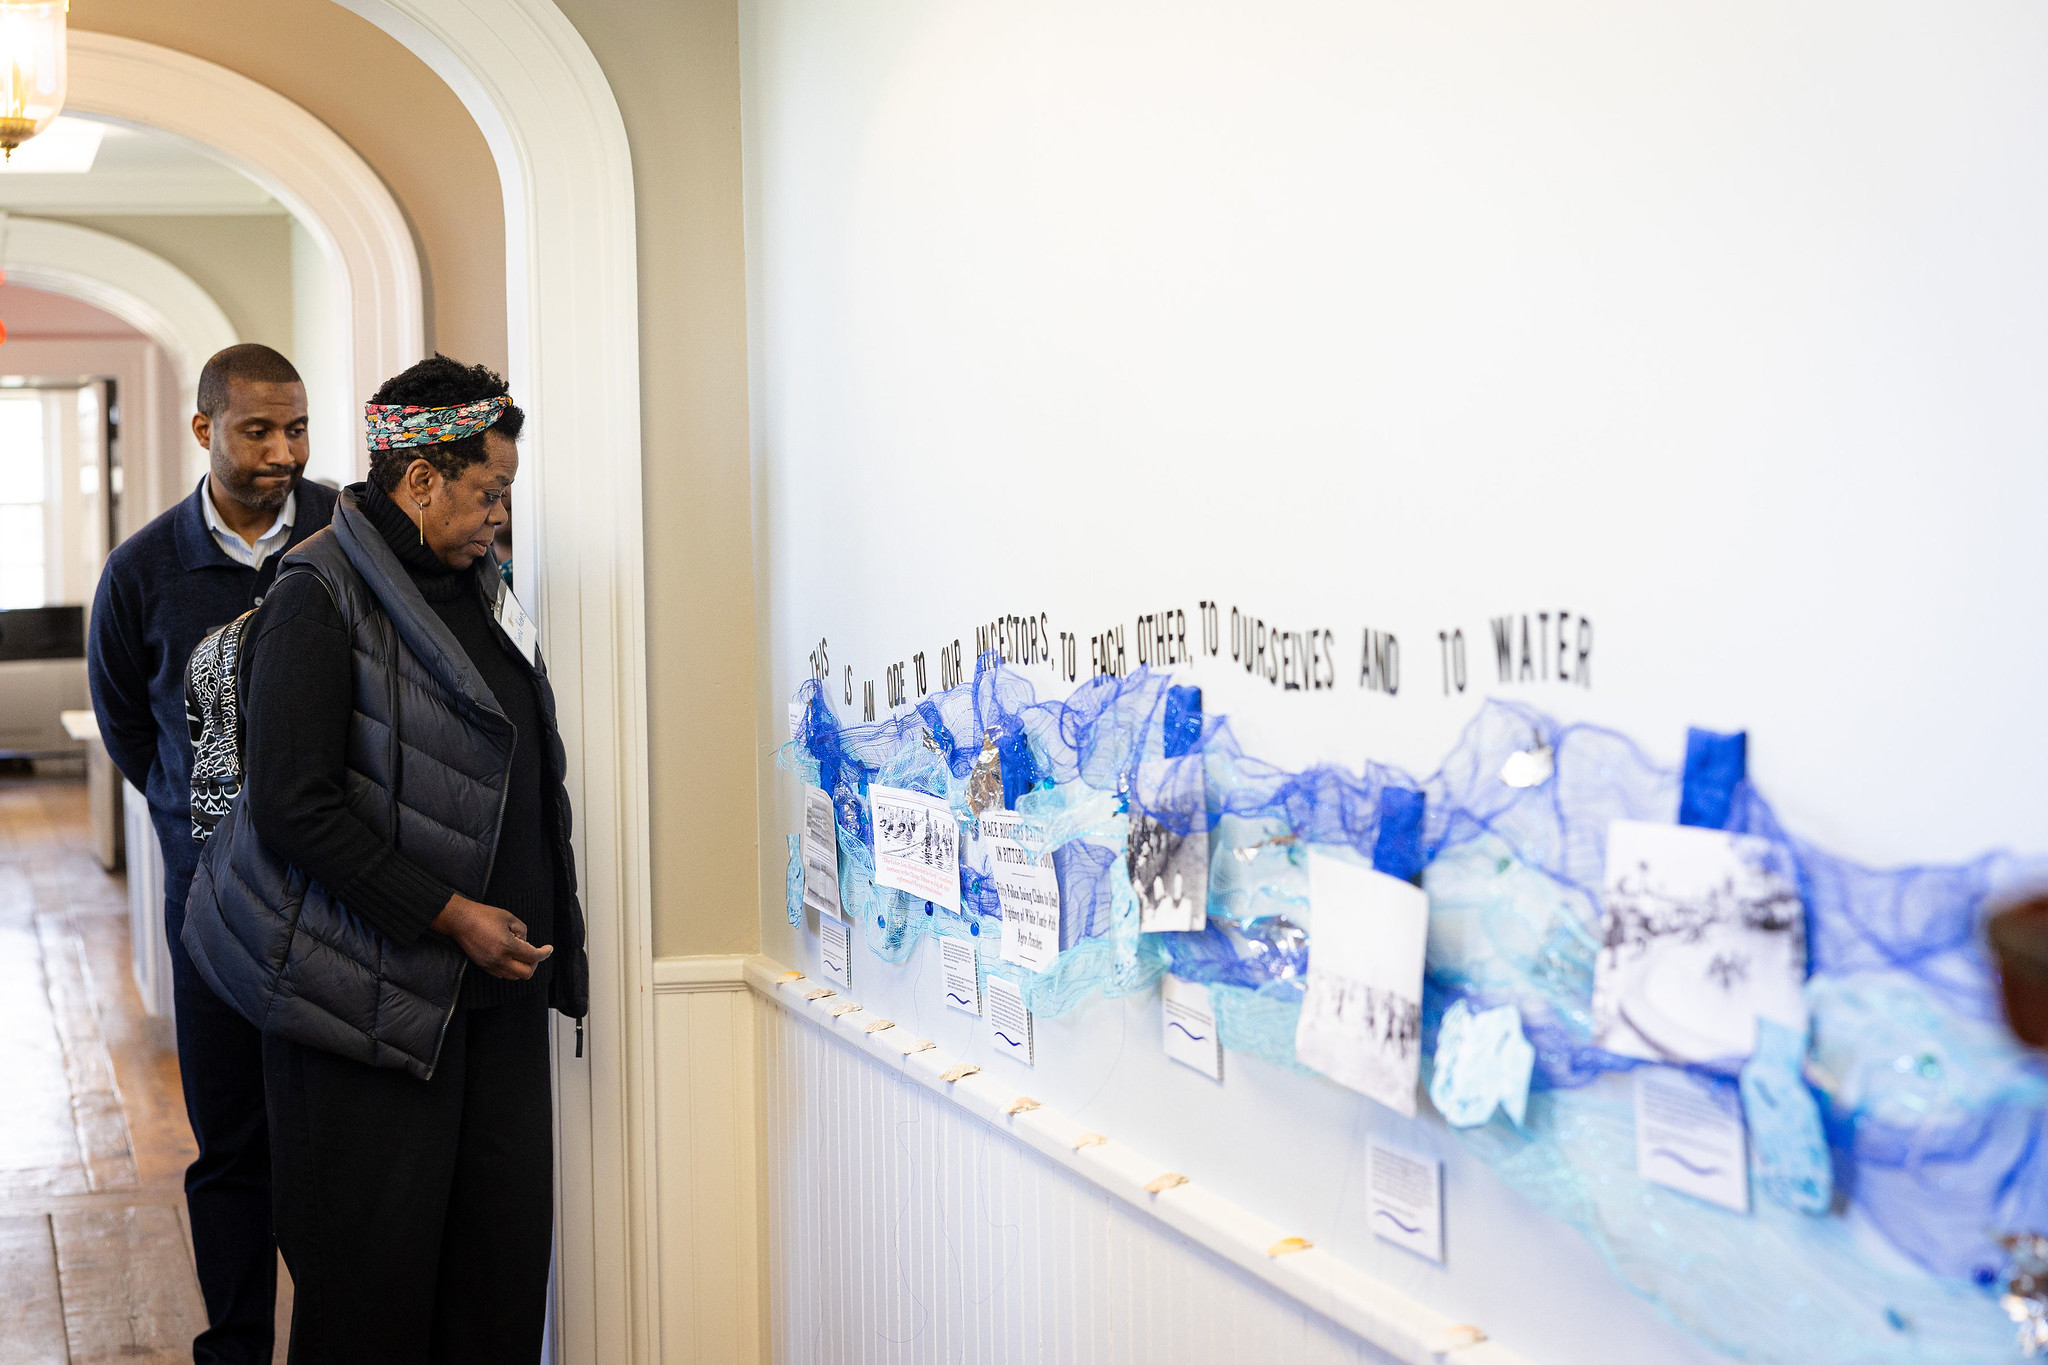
1161,974,1223,1081
1367,1136,1444,1263
802,786,842,920
984,975,1034,1065
818,912,852,991
1634,1066,1750,1213
787,703,804,742
939,935,981,1016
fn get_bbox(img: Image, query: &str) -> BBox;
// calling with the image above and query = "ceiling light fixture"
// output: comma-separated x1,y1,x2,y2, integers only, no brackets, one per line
0,1,66,162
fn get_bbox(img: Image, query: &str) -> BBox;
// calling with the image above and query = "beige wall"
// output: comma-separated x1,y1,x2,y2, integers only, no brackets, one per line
553,0,758,957
75,0,507,372
55,214,293,356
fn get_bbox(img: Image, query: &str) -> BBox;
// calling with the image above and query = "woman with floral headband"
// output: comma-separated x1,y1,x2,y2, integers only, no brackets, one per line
215,354,585,1362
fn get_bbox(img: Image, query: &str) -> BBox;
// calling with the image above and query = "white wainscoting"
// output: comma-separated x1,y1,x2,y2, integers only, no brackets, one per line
122,781,172,1020
751,963,1519,1365
655,958,1522,1365
652,956,769,1364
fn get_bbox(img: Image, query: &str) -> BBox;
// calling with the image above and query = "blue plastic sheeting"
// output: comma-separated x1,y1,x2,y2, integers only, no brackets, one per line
778,652,2048,1364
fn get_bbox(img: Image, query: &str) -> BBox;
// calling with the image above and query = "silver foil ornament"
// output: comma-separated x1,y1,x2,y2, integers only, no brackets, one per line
1500,743,1554,789
2002,1232,2048,1356
967,728,1004,815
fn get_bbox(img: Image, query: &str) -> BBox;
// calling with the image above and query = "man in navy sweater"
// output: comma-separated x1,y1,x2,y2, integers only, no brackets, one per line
88,343,336,1365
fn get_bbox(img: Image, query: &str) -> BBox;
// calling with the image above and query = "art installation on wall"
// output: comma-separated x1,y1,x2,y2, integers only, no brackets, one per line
781,652,2048,1365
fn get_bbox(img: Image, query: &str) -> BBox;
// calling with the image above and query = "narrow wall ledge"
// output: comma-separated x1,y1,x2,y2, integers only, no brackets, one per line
743,955,1533,1365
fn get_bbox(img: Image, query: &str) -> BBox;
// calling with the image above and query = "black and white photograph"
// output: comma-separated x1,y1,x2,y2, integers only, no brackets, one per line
1128,758,1210,932
869,783,962,913
1294,852,1431,1116
802,785,843,919
1594,819,1807,1065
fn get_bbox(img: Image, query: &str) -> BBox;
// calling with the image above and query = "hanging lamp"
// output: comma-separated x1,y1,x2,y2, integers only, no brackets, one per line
0,1,66,162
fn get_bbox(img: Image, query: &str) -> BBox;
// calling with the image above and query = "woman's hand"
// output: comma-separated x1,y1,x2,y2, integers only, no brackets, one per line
431,893,554,980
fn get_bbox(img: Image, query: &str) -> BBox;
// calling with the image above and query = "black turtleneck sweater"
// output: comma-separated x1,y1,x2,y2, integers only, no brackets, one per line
241,480,554,1007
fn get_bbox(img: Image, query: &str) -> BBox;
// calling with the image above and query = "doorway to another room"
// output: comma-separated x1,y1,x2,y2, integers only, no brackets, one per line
0,110,327,1365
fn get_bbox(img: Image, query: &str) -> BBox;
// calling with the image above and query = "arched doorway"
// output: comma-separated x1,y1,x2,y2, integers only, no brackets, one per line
67,30,425,482
1,215,237,392
330,4,657,1358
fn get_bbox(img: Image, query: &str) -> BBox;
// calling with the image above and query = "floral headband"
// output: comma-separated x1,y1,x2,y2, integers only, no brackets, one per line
364,395,509,451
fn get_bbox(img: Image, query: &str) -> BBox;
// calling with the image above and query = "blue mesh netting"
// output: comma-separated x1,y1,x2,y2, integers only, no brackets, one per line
778,652,2048,1364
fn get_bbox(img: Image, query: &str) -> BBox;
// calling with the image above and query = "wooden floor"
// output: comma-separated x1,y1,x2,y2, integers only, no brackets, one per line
0,775,289,1364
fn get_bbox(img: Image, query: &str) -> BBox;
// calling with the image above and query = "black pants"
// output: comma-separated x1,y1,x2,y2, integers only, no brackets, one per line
166,883,277,1365
263,995,554,1365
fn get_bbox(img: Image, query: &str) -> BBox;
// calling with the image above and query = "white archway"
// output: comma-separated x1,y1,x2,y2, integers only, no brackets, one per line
0,214,239,391
66,31,425,480
331,4,655,1361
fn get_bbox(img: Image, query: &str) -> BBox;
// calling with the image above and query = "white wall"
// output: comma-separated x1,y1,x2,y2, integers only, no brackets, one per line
743,4,2048,1362
291,218,354,487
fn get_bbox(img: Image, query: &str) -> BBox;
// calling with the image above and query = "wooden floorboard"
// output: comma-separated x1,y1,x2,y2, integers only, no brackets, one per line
0,1213,70,1365
53,1205,207,1363
0,776,290,1363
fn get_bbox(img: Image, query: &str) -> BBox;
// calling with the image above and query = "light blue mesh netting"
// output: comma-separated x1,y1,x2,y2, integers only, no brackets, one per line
779,652,2048,1363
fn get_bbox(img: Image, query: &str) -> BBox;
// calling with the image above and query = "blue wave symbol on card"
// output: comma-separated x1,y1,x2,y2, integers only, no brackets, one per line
993,1030,1024,1047
1166,1020,1208,1042
1373,1210,1424,1235
1649,1148,1723,1177
946,992,974,1007
824,956,843,972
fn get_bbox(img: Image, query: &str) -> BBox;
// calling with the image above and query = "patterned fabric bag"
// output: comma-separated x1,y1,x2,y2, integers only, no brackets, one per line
183,608,258,843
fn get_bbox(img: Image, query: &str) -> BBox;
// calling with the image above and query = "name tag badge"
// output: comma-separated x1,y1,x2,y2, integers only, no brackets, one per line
496,585,538,667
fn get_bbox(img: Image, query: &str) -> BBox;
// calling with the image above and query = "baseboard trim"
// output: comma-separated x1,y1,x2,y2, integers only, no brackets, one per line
652,955,758,994
745,955,1530,1365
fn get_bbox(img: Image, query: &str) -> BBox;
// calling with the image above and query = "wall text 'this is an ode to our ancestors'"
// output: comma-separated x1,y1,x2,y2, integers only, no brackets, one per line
808,607,1590,721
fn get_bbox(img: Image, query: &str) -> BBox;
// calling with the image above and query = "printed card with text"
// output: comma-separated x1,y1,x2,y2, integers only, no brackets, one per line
978,811,1062,973
818,912,852,991
494,584,538,667
1161,974,1223,1081
871,784,961,913
984,974,1034,1065
1367,1136,1444,1263
939,935,982,1016
1294,852,1429,1116
802,786,842,920
1634,1066,1749,1213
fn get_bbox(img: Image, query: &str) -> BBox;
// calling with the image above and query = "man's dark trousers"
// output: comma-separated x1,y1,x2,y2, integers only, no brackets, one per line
167,872,275,1364
87,477,337,1364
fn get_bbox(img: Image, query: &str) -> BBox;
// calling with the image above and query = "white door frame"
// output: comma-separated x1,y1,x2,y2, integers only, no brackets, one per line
66,30,426,479
0,217,239,527
329,4,656,1362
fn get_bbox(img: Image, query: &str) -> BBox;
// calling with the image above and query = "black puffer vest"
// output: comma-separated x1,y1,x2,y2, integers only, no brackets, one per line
182,488,588,1080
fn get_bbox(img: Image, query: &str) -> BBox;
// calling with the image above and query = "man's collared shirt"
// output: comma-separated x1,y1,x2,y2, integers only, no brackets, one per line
201,478,297,572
